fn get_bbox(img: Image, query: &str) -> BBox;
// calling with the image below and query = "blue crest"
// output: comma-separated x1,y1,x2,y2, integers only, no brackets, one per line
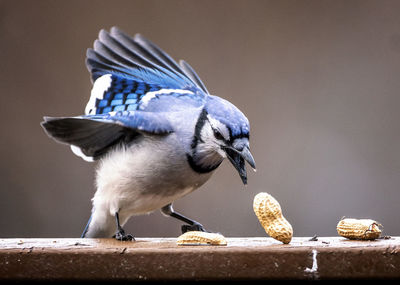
205,96,250,139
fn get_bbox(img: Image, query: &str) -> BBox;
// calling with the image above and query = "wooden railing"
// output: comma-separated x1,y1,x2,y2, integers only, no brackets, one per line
0,237,399,281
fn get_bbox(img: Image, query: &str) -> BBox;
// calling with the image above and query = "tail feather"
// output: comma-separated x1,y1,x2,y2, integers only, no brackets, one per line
81,215,92,238
82,210,116,238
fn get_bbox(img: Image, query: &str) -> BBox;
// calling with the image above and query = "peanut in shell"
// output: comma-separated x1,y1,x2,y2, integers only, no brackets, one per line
253,192,293,244
176,231,227,246
336,218,381,240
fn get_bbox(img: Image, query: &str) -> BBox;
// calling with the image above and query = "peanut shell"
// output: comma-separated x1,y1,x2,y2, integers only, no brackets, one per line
253,192,293,244
176,231,227,246
337,218,381,240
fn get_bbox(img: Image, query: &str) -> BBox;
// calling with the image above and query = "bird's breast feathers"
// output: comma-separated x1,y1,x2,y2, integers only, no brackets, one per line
94,134,212,214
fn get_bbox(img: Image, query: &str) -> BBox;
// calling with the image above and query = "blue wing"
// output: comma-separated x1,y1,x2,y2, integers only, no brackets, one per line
85,74,205,115
86,111,174,134
86,27,209,93
85,27,209,115
42,27,209,161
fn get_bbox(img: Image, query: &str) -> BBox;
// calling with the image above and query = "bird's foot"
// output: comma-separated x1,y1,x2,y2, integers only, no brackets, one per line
181,223,208,233
114,228,135,241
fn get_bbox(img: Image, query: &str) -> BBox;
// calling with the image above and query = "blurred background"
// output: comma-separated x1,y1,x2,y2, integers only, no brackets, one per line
1,0,399,238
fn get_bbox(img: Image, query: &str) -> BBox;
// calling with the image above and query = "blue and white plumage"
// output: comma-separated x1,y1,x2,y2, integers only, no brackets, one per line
41,27,256,239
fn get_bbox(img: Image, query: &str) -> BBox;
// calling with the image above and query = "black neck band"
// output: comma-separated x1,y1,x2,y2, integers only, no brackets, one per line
186,108,222,174
186,154,222,174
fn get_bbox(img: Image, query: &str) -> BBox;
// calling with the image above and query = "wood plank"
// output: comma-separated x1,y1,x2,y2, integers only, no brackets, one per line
0,237,399,281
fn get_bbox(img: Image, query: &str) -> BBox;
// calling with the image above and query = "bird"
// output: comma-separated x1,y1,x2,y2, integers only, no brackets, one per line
41,27,256,240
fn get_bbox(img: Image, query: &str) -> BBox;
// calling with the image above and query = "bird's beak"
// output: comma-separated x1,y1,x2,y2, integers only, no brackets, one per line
225,146,256,185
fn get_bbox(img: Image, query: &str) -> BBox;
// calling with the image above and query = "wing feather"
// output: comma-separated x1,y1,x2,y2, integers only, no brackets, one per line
86,27,209,94
43,27,210,161
41,111,173,160
179,60,209,95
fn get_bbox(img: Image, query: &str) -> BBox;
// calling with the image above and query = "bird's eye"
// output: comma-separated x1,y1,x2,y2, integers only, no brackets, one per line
213,129,224,141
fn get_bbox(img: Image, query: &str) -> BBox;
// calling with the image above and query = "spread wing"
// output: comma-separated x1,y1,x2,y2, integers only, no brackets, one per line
85,27,209,115
42,27,210,161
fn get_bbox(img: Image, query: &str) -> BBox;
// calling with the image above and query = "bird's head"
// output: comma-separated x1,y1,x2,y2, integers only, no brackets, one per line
188,96,256,184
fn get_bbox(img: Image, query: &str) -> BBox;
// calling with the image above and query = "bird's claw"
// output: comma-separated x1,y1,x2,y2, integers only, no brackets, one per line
181,223,208,233
114,229,135,241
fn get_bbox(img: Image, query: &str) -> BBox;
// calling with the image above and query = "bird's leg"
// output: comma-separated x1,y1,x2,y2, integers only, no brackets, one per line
161,204,208,233
113,212,134,241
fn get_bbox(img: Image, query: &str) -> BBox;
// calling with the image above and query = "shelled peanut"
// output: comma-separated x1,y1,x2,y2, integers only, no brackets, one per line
253,192,293,244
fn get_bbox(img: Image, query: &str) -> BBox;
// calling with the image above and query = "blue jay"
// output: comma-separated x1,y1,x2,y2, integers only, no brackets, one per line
41,27,256,240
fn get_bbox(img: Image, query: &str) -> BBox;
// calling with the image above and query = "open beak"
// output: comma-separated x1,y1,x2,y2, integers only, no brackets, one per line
225,146,256,185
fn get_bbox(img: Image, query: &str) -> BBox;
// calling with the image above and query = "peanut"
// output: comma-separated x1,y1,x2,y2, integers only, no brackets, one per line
176,231,227,246
253,192,293,244
337,218,381,240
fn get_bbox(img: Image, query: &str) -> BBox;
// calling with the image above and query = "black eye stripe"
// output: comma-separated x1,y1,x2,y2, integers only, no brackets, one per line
191,108,208,149
213,129,224,140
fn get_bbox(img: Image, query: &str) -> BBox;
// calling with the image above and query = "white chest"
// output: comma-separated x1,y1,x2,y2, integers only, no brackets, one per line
92,134,213,216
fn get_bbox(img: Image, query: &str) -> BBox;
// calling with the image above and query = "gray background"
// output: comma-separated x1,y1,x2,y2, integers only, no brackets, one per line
1,0,399,238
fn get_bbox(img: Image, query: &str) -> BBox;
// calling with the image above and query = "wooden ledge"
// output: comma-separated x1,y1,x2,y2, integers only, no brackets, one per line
0,237,399,281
